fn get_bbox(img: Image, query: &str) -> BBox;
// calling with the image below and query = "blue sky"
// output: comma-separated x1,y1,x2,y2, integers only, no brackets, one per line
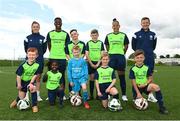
0,0,180,59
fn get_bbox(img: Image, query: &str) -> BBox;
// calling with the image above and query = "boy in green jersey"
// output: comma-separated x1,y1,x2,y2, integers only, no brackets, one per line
10,47,40,113
129,49,168,114
86,29,104,100
65,29,86,60
95,52,120,109
43,61,64,108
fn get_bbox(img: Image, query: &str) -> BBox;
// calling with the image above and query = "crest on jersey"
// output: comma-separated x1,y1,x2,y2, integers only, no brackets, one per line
39,39,43,44
149,35,153,40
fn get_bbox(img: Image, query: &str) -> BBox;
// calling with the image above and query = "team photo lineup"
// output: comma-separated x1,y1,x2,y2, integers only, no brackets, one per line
9,16,169,115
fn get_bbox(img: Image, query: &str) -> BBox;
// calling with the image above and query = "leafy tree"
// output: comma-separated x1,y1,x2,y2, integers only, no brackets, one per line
160,55,165,58
173,54,180,58
166,54,170,58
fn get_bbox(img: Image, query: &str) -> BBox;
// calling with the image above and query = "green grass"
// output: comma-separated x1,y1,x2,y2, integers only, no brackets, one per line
0,66,180,120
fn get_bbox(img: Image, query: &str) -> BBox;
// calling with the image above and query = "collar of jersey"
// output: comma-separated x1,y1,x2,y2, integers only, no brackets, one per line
26,61,36,66
101,66,109,69
72,40,80,45
135,64,144,68
90,40,99,43
141,28,150,32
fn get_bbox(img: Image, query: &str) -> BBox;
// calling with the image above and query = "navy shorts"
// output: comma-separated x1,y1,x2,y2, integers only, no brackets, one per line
16,81,31,92
88,61,98,74
109,54,126,71
99,82,114,100
132,84,150,99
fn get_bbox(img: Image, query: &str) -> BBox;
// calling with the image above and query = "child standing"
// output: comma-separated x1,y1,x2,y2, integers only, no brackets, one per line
42,61,64,108
86,29,104,100
67,46,90,109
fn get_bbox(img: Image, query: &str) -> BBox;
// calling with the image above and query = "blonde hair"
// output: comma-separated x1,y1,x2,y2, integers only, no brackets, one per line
101,52,109,59
72,45,81,52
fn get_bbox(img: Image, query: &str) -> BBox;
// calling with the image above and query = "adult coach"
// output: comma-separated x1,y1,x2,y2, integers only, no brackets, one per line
104,18,129,101
131,17,157,102
24,21,47,101
47,17,70,91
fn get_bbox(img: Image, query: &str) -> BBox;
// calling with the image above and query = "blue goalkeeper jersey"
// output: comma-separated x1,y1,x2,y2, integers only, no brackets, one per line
24,33,47,61
67,57,88,82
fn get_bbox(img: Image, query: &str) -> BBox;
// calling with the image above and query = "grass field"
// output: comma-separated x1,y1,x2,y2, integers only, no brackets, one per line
0,66,180,120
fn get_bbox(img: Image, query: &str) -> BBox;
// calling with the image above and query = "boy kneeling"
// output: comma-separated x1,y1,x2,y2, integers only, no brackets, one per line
95,52,120,109
129,49,168,114
10,47,40,113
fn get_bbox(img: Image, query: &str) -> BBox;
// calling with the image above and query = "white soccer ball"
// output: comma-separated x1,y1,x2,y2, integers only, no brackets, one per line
70,95,82,106
69,91,76,99
17,99,30,110
134,97,148,110
108,98,123,111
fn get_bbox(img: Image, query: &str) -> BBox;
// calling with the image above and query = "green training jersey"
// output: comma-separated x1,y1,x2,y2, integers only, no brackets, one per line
95,67,116,84
48,30,69,59
86,40,104,61
65,40,85,58
129,65,151,85
16,62,40,82
104,32,129,55
46,71,62,90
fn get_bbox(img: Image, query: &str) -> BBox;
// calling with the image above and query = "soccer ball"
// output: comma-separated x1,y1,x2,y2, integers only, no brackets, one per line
17,99,30,110
69,91,76,98
70,95,82,106
108,98,123,111
134,97,148,110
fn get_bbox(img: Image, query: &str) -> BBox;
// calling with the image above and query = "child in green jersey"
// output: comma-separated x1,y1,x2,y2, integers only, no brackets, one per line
43,61,64,108
129,49,168,114
95,52,119,109
10,47,40,113
86,29,104,100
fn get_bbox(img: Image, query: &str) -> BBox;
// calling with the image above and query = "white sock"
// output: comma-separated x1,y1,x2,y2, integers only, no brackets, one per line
37,91,40,97
24,91,29,100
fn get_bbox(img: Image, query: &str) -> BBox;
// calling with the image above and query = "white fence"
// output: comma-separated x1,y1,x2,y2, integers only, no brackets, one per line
155,58,180,65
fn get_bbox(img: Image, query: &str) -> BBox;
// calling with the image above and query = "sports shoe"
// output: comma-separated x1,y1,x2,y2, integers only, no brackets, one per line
10,100,17,108
37,96,43,102
46,97,49,100
32,106,38,113
63,95,68,100
122,95,128,101
148,93,157,103
159,106,168,114
84,102,90,109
